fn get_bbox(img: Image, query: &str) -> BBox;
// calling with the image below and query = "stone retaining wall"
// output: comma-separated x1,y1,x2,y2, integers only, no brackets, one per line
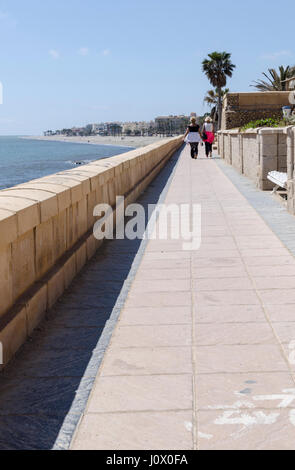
222,92,291,130
0,136,183,366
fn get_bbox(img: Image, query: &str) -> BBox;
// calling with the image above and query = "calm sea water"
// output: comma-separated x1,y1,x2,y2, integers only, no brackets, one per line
0,136,134,190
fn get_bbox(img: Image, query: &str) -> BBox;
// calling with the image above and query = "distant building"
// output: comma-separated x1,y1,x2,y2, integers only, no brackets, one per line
155,115,189,135
106,122,123,136
92,123,109,135
51,115,188,139
122,121,155,135
71,127,85,136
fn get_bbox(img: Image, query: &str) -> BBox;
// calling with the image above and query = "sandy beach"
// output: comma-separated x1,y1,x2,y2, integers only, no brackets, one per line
23,135,169,149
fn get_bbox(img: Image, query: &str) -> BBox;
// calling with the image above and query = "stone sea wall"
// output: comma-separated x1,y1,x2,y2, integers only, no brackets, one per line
0,136,183,366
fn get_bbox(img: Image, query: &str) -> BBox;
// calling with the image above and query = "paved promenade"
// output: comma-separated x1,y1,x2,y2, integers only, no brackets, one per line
71,144,295,450
1,143,295,450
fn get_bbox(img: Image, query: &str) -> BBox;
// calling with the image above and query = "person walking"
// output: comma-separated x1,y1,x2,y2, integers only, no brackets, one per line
183,117,202,159
202,117,215,158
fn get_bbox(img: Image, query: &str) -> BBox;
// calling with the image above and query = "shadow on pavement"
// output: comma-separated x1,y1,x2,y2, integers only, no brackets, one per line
0,146,183,450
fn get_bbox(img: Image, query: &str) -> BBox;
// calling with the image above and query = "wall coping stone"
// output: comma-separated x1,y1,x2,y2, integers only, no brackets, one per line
0,138,179,235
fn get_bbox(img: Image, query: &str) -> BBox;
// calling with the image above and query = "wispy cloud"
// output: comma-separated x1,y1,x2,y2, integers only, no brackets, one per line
78,47,89,56
102,49,111,56
49,49,60,60
261,50,293,61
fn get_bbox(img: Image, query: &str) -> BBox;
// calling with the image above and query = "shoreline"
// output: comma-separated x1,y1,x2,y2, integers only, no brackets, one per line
22,135,168,149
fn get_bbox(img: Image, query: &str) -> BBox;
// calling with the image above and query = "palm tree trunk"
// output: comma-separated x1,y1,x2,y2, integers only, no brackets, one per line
217,87,222,131
213,107,217,128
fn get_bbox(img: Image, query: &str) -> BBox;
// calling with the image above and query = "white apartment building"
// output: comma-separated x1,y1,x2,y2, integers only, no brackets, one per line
122,121,155,134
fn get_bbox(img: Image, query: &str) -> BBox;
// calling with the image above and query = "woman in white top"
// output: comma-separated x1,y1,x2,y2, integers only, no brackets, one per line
202,117,215,158
183,117,202,159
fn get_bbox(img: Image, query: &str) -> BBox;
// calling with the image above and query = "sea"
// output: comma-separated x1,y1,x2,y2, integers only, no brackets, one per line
0,136,134,190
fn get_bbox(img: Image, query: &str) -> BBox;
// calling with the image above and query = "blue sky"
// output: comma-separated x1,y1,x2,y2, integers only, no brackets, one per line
0,0,294,134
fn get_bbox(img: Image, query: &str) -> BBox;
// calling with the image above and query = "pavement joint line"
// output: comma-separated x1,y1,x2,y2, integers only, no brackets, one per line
195,370,292,375
84,409,194,415
194,321,270,325
128,290,192,294
98,346,193,350
91,373,193,378
101,345,192,349
118,321,277,326
73,404,295,412
199,288,295,291
119,323,192,326
73,404,295,414
196,406,295,412
97,373,193,377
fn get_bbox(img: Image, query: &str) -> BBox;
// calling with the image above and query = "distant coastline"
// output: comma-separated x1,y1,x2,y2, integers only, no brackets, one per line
0,136,135,190
23,134,166,149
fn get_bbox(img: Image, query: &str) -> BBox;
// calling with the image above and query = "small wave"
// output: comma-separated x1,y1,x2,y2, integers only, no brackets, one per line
67,159,94,166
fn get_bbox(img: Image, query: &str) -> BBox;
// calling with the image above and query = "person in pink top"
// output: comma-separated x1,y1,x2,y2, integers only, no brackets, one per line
202,116,215,158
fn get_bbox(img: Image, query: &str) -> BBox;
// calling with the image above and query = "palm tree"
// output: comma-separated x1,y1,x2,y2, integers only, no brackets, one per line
202,52,236,130
252,65,295,91
204,88,229,124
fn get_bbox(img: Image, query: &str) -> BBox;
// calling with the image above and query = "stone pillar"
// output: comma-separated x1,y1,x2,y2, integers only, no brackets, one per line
239,133,244,174
287,127,295,215
217,131,225,159
223,133,232,165
258,129,280,190
229,133,233,165
287,127,294,180
217,132,222,157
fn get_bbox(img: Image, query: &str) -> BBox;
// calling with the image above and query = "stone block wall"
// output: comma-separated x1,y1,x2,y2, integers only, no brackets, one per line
217,128,289,190
258,129,288,190
0,136,183,366
222,92,291,130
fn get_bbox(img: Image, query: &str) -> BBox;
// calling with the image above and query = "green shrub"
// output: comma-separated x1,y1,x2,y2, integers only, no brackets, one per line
240,117,282,131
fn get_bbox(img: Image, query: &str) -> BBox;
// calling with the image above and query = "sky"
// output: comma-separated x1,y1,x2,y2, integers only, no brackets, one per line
0,0,294,134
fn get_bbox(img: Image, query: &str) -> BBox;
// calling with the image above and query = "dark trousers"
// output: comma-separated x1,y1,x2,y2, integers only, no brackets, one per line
205,142,212,156
190,143,199,158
